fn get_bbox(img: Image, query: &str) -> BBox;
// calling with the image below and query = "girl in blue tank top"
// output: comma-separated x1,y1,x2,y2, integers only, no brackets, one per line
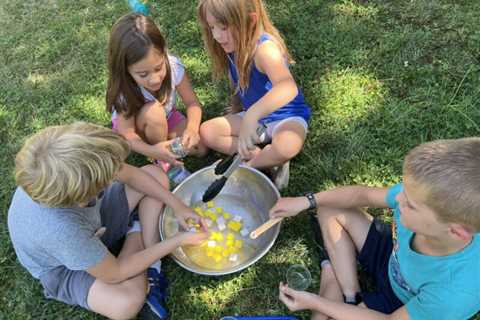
198,0,311,189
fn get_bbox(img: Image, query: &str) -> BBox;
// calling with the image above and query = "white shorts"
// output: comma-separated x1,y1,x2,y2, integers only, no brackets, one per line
237,111,308,143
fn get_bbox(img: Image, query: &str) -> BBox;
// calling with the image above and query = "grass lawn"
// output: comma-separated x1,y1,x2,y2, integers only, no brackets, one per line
1,0,479,319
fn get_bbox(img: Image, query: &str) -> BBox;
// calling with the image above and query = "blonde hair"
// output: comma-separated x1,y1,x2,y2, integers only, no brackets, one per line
197,0,292,91
15,122,130,208
404,138,480,232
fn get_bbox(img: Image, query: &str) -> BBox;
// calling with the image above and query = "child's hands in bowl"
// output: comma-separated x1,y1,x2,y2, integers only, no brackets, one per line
174,206,204,230
179,230,209,246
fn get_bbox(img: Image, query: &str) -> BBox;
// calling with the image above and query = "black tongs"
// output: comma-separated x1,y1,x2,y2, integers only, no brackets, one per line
202,124,267,203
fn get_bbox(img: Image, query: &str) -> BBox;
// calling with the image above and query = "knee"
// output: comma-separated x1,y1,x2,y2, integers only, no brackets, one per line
271,140,303,163
315,207,340,229
110,288,147,320
199,120,216,147
141,164,170,189
138,102,168,128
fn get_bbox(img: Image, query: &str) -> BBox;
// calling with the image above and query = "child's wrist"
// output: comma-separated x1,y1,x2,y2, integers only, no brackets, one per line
185,122,199,133
244,109,261,123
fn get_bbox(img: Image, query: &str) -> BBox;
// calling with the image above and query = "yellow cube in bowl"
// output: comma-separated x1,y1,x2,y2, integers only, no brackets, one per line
228,220,242,232
206,210,217,221
235,240,243,249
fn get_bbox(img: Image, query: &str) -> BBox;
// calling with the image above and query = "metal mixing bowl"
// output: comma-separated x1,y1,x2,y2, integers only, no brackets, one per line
159,164,280,276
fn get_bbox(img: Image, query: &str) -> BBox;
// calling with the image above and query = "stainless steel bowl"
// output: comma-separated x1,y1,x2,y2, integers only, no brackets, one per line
159,164,280,276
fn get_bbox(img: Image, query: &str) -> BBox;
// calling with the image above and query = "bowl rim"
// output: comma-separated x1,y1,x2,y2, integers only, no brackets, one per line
159,163,281,276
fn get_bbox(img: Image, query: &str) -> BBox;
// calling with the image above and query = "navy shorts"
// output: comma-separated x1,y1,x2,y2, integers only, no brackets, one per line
358,219,404,314
39,182,132,310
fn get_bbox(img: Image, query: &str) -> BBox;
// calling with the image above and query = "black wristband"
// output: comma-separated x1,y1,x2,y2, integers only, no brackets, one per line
305,192,317,210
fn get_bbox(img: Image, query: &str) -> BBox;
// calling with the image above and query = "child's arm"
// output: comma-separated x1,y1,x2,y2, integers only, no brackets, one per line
176,72,202,150
238,41,299,156
116,163,199,228
87,231,207,283
279,283,409,320
115,108,182,166
270,186,389,219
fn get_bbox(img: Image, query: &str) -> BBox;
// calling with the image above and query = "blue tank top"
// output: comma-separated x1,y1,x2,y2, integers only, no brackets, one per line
228,34,311,124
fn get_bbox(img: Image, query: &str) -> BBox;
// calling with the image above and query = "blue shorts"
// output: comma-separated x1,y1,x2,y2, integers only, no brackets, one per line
358,219,404,314
39,182,133,310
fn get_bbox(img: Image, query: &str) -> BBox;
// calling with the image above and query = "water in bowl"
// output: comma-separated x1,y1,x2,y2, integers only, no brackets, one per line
182,194,261,270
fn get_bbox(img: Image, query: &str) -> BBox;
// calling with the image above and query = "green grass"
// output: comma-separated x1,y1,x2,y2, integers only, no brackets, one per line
1,0,479,319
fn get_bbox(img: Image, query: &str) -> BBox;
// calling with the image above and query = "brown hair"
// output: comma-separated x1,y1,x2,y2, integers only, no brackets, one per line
404,137,480,231
15,122,130,207
106,13,172,118
197,0,292,92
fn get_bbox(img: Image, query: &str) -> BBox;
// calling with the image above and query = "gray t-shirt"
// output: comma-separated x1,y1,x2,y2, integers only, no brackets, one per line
7,188,107,279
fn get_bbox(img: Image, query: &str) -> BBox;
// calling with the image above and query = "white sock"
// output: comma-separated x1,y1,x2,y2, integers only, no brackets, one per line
320,259,331,269
127,220,141,235
150,260,161,273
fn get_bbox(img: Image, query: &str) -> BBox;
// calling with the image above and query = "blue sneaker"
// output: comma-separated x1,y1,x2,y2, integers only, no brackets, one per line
138,268,169,319
144,290,168,319
147,268,169,297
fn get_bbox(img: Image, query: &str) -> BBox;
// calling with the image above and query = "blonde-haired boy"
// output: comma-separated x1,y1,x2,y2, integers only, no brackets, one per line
8,122,207,320
271,138,480,320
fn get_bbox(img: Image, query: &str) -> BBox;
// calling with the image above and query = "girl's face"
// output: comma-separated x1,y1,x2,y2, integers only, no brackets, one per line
205,9,235,53
128,47,167,93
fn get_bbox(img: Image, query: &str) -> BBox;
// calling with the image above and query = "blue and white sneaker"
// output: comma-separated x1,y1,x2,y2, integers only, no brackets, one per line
144,291,168,319
137,268,169,319
138,297,168,320
147,268,169,297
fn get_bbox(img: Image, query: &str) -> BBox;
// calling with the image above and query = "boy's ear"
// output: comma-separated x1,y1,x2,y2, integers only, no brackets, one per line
450,223,474,241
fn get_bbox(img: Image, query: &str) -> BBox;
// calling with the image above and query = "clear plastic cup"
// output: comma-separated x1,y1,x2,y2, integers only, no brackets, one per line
286,264,312,291
170,137,188,158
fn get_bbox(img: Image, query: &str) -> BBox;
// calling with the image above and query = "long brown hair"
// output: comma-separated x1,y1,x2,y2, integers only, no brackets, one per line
106,13,172,118
197,0,292,92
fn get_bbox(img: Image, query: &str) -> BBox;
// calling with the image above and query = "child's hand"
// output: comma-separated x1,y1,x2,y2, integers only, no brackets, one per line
174,206,203,230
278,282,316,312
238,118,260,159
270,197,308,219
181,127,200,151
179,230,209,246
153,140,184,166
